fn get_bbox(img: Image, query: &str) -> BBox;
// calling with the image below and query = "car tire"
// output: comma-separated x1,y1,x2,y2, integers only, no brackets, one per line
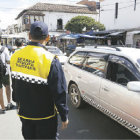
69,83,84,108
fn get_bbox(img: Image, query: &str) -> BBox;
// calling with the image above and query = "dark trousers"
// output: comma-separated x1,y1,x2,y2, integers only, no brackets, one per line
20,115,58,139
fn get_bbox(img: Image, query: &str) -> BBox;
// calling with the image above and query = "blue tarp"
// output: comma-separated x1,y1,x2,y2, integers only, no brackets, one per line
85,30,115,36
78,34,105,39
60,34,79,39
63,34,105,39
85,30,94,35
59,33,106,40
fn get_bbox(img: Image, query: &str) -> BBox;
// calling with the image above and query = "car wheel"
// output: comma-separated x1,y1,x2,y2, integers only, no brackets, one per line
69,83,84,108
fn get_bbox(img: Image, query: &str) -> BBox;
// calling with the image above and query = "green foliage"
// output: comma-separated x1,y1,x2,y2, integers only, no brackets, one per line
65,16,105,33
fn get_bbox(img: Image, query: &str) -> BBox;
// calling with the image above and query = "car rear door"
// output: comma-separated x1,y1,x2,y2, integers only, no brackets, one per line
100,55,140,129
78,52,108,105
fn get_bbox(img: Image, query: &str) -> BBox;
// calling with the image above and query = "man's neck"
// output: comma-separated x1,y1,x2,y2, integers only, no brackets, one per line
30,40,46,46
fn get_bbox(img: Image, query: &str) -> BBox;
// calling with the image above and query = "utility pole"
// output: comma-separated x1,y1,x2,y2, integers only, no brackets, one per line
96,2,100,22
134,0,137,11
115,2,118,19
99,5,101,22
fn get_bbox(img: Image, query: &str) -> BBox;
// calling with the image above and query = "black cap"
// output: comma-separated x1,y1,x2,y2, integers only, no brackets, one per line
15,39,23,47
30,21,48,37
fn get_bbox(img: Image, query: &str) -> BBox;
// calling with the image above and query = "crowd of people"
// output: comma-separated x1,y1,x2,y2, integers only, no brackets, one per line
0,21,69,140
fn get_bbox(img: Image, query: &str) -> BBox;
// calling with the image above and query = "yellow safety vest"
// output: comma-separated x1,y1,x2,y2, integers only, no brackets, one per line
10,45,58,120
10,45,55,85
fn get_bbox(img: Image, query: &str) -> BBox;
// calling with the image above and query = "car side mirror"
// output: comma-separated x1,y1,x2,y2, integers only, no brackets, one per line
95,71,106,78
127,81,140,92
117,78,128,86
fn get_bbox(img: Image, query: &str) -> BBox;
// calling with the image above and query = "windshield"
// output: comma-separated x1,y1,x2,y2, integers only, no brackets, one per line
47,48,63,55
137,59,140,68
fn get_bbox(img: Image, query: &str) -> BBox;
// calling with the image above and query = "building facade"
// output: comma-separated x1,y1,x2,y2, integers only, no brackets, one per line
12,2,97,39
99,0,140,47
100,0,140,30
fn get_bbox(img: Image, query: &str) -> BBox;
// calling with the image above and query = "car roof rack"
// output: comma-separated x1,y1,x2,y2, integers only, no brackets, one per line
94,46,121,51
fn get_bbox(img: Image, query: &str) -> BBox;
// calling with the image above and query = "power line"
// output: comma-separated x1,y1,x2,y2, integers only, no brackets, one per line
101,0,140,7
0,0,138,10
0,0,139,10
101,2,140,12
0,7,24,10
119,3,139,10
0,0,139,13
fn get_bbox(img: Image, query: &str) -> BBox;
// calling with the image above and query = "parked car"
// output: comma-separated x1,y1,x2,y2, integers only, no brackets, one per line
64,46,140,136
45,46,68,65
66,44,76,56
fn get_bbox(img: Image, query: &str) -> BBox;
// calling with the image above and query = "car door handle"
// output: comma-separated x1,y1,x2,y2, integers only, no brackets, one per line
64,69,68,73
103,87,109,92
78,76,81,79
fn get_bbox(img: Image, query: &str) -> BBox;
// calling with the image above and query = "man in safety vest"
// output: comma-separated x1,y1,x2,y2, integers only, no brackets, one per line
10,21,69,139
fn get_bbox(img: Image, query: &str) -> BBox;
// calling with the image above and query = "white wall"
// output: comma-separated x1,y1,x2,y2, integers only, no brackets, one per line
43,11,98,31
17,17,23,32
17,17,22,27
100,0,140,30
15,10,98,39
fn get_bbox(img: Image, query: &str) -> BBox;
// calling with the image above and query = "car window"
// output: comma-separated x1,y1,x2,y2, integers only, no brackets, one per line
83,52,107,77
68,51,87,68
108,55,140,80
106,61,138,86
137,58,140,68
47,48,63,55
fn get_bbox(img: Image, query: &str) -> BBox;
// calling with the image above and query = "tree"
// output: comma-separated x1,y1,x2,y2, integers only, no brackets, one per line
65,16,105,33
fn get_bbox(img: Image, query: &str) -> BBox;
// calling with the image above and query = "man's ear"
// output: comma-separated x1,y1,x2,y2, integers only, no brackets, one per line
29,33,32,40
45,35,50,42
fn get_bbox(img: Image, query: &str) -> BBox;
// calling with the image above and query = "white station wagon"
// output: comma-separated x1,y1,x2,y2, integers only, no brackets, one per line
45,46,68,65
64,47,140,136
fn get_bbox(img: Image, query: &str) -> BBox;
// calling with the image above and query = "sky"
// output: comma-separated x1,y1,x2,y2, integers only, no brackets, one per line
0,0,82,29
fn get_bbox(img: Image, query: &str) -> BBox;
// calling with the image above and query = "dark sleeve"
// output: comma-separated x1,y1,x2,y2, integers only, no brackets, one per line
11,77,17,102
48,57,69,122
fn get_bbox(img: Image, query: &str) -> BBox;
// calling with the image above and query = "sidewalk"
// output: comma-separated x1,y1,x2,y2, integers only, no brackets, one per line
0,88,23,139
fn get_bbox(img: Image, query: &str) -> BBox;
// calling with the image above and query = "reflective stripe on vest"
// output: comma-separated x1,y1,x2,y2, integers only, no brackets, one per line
10,45,55,84
18,105,58,120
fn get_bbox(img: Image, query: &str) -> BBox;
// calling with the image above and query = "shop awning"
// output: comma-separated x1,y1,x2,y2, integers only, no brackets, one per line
58,33,106,40
49,32,64,37
107,31,125,36
127,30,140,35
79,34,105,39
126,30,140,45
60,34,79,40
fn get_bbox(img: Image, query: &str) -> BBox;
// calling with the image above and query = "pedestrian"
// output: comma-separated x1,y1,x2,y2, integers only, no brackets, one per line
136,39,140,48
15,38,24,50
10,39,24,55
0,39,14,114
10,46,17,55
52,35,56,45
10,21,69,139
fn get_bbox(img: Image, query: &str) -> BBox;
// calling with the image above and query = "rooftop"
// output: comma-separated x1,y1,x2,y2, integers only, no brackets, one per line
16,2,97,20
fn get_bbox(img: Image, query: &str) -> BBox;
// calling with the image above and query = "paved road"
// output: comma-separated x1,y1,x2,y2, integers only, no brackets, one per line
0,91,139,139
59,96,139,139
0,89,23,139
